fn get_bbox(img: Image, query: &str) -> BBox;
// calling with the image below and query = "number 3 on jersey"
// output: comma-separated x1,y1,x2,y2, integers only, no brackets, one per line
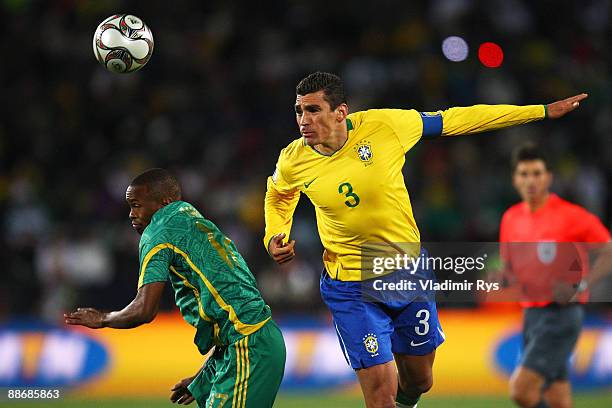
338,182,360,207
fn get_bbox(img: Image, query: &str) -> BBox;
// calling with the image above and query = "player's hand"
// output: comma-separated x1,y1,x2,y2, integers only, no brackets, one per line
546,93,588,119
552,282,576,305
268,233,296,265
64,308,107,329
170,376,196,405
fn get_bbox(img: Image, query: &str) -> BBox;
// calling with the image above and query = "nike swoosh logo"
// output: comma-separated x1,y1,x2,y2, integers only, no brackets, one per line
304,178,317,188
410,339,430,347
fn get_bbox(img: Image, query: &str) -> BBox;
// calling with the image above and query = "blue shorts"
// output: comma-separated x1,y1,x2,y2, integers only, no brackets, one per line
320,268,445,370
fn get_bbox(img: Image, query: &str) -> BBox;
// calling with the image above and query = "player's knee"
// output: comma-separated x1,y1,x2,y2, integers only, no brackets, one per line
546,395,572,408
511,394,543,408
366,384,397,408
369,396,396,408
415,375,433,395
399,374,433,396
510,380,540,408
552,401,572,408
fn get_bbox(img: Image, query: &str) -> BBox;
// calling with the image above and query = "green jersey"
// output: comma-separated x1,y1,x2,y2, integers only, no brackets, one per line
137,201,271,354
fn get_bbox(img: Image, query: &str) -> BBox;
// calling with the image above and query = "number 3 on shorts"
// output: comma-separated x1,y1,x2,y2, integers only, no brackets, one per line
415,309,430,336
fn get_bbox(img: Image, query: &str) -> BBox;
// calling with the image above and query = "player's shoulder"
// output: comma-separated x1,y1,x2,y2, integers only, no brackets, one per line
139,225,168,251
347,110,386,130
550,195,610,241
142,202,198,240
275,137,311,177
279,137,305,160
550,194,592,217
349,109,416,125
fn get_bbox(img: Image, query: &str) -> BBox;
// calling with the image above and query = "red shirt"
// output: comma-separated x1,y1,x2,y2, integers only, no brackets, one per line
499,194,610,307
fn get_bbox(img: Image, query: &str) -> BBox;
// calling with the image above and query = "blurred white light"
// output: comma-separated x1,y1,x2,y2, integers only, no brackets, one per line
442,36,469,62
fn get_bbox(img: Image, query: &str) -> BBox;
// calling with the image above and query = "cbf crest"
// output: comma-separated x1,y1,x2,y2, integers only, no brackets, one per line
354,140,374,166
363,333,379,356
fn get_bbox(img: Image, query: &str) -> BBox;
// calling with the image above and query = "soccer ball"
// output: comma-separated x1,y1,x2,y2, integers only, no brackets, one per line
93,14,154,74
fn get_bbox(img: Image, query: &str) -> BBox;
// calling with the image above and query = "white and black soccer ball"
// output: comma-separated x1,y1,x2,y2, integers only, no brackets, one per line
93,14,154,74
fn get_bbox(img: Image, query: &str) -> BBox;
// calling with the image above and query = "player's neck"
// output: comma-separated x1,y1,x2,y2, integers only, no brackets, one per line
526,192,550,212
313,125,348,155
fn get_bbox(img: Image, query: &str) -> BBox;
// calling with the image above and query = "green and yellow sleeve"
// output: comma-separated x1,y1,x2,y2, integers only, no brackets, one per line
138,241,172,289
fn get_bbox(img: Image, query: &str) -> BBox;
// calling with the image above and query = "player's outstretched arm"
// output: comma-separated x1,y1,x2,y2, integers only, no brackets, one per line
64,281,165,329
439,93,588,136
268,233,296,265
545,93,588,119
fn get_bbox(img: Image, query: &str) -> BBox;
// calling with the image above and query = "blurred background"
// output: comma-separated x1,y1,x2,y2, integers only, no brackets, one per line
0,0,610,406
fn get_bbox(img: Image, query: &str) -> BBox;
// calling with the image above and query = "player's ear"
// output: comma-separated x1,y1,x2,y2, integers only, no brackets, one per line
336,103,348,122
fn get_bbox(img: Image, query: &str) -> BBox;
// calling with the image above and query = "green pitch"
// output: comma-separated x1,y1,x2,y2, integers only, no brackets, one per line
3,392,611,407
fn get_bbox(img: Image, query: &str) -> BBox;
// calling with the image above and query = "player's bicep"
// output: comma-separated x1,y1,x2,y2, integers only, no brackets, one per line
267,155,299,195
134,281,166,322
379,109,438,153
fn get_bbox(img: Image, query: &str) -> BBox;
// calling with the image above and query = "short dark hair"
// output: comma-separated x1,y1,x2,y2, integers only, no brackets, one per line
511,143,550,172
296,72,346,110
130,168,182,202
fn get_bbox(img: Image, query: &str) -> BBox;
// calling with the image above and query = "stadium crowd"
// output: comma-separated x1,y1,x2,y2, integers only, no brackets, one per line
1,0,610,320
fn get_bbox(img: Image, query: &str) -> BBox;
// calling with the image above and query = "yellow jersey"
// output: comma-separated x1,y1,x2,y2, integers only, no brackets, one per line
264,104,545,281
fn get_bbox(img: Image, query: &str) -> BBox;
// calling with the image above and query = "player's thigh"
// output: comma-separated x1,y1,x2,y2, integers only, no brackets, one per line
188,356,217,407
390,300,445,356
201,343,241,408
321,273,395,369
521,305,583,382
240,320,286,408
202,324,285,408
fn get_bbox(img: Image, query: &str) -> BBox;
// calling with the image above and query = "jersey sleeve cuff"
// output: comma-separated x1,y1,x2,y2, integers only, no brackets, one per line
263,234,275,255
138,277,168,290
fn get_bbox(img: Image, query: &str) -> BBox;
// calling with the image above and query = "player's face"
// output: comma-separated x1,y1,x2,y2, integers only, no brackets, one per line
295,91,344,146
125,185,165,235
513,160,552,202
